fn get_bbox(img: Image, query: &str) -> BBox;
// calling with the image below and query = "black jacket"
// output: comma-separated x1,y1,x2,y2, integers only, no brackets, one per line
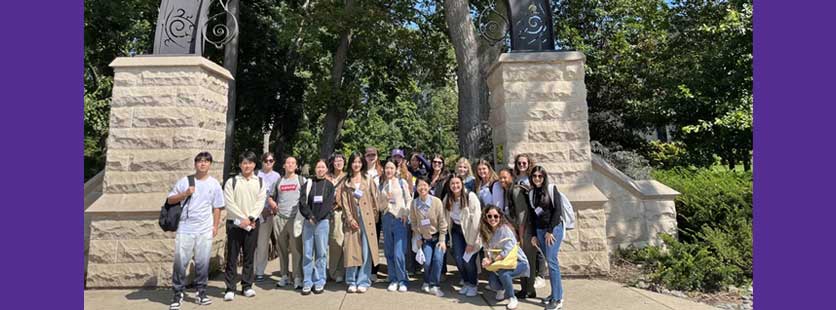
299,177,335,222
528,185,562,231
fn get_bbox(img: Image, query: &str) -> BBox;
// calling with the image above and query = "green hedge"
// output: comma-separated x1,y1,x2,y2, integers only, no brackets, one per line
621,167,752,292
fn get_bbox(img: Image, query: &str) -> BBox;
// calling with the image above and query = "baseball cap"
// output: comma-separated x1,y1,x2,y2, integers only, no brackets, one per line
391,149,405,158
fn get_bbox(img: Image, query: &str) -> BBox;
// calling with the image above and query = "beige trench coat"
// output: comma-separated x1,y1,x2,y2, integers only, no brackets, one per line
336,176,382,268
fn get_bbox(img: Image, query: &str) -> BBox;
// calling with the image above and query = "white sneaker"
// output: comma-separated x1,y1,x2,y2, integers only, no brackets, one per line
294,278,303,289
495,290,506,301
507,296,519,309
430,286,444,297
276,276,288,287
388,282,399,292
465,286,478,297
421,283,431,293
335,276,344,283
358,286,368,293
398,284,408,292
223,291,234,301
243,288,256,297
534,276,546,289
347,285,357,293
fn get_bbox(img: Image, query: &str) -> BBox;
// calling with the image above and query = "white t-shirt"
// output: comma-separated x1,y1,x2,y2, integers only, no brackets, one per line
167,176,224,235
450,201,462,225
257,170,281,207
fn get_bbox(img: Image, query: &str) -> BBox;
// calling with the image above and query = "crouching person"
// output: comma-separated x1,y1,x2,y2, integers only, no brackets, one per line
481,205,530,310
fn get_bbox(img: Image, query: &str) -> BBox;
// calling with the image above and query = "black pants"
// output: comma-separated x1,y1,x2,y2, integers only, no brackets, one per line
520,230,541,294
225,220,259,292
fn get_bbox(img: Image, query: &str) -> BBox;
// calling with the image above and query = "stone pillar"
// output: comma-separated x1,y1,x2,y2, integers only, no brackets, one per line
487,52,610,275
85,56,232,288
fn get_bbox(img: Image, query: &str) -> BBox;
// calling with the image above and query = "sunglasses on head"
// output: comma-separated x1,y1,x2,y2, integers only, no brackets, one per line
486,214,500,219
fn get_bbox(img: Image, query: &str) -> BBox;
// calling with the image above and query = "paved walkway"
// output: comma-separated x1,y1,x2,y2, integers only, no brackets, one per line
85,260,716,310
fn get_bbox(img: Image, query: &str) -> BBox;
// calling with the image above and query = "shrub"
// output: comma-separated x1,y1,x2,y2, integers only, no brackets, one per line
619,167,752,292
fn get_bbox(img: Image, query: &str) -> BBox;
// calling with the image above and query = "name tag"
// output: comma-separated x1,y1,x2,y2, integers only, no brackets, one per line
313,195,323,203
353,189,363,198
534,207,544,216
421,218,431,226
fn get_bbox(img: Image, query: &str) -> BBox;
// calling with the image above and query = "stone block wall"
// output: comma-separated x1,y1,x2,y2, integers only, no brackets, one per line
590,156,679,250
487,52,610,275
85,56,232,288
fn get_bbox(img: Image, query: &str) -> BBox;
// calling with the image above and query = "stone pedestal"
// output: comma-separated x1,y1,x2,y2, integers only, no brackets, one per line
85,56,232,288
487,52,610,275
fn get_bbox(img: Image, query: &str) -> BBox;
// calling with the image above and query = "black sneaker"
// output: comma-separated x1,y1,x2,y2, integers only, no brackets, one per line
515,290,536,299
197,291,212,305
545,299,563,310
540,295,552,304
255,275,265,282
169,292,183,310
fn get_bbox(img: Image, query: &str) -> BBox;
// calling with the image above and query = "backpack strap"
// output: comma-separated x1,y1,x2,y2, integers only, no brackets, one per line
183,175,196,219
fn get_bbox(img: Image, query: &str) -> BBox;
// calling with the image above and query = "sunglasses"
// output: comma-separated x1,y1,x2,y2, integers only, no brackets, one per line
516,161,528,166
531,174,544,179
263,159,274,163
486,214,500,220
365,154,377,157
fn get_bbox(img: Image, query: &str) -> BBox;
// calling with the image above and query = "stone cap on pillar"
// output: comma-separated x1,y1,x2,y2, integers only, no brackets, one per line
110,56,234,81
557,182,608,210
591,155,680,200
487,51,586,78
86,193,169,215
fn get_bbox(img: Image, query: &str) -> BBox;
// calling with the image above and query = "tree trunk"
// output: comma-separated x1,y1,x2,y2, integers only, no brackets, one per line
318,0,354,159
443,0,482,159
222,0,240,179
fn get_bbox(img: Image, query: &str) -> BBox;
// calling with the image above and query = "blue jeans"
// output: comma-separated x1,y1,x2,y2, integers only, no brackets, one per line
488,258,529,299
302,219,330,288
450,223,478,287
382,213,409,285
537,223,565,301
345,209,372,288
172,232,212,293
421,236,445,287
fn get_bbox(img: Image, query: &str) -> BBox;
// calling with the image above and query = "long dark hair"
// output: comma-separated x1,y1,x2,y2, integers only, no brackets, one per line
530,165,553,208
343,151,368,184
479,205,512,245
443,175,470,211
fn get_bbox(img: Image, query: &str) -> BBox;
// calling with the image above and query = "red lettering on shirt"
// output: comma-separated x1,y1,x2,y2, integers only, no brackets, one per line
280,184,298,192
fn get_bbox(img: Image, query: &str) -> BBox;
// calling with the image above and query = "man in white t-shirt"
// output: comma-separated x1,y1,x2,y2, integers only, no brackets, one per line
167,152,224,310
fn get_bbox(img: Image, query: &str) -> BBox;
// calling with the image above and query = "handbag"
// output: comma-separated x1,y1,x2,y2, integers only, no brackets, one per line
485,238,519,272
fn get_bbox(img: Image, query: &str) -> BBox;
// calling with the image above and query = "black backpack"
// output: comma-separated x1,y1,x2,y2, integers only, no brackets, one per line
159,175,195,232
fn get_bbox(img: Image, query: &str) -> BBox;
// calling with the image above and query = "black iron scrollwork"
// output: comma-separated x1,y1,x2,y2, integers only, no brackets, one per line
202,0,238,49
478,4,509,47
162,8,196,49
153,0,239,55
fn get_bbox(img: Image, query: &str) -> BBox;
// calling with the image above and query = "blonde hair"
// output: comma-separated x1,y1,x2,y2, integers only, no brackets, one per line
456,157,473,178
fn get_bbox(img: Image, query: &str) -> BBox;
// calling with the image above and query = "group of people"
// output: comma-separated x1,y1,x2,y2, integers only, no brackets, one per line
166,148,572,310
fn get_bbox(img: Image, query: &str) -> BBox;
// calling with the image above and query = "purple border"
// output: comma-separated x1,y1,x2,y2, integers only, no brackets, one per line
756,1,836,309
2,1,83,309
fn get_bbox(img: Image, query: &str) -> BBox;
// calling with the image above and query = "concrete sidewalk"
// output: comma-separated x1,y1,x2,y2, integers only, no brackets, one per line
85,259,716,310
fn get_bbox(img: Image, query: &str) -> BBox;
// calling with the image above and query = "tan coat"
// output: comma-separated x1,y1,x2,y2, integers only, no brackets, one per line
443,191,483,250
336,176,382,268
